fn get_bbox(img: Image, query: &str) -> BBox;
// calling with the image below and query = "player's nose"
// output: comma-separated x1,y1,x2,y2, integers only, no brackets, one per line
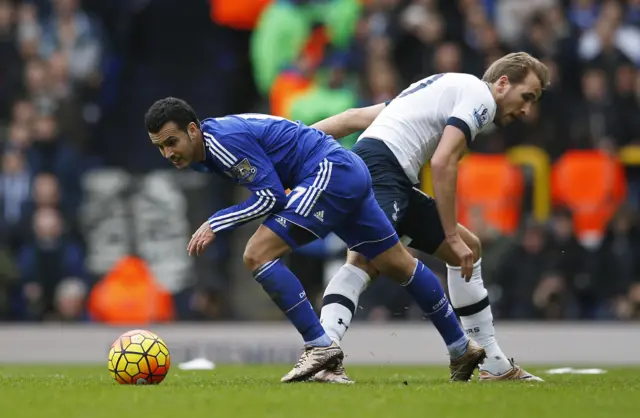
521,102,533,116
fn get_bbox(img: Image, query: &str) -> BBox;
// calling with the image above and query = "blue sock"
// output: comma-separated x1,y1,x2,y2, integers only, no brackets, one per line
254,259,331,347
402,260,469,358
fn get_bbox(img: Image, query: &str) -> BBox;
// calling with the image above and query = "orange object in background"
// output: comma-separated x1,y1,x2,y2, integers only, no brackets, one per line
270,70,313,118
87,256,175,325
551,150,626,243
210,0,272,30
269,25,328,117
457,154,525,235
301,25,330,69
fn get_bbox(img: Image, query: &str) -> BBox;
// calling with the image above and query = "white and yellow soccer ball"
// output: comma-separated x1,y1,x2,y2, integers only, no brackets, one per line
108,329,171,385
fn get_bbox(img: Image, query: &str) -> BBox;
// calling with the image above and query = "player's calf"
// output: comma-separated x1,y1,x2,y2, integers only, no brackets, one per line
320,251,379,344
370,243,475,363
244,226,336,378
436,224,513,376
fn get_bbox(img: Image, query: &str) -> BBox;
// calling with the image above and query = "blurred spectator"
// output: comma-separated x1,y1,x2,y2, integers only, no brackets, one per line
546,207,596,317
595,204,640,319
39,0,103,90
0,0,23,122
568,66,620,149
16,1,41,62
27,112,81,208
0,149,30,250
52,277,87,321
18,206,85,321
532,271,580,320
578,0,640,66
495,219,553,319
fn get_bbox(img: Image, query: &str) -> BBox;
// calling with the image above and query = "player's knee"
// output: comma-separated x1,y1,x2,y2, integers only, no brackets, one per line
464,232,482,262
243,241,277,272
243,225,291,272
370,243,416,283
242,245,264,272
346,251,380,278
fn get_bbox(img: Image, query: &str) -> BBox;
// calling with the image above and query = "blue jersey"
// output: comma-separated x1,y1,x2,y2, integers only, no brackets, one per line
190,113,341,234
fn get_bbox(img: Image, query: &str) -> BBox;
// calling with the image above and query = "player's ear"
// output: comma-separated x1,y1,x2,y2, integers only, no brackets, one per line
187,121,198,140
497,75,509,93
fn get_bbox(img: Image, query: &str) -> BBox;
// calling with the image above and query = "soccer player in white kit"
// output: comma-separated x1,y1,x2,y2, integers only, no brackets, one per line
310,52,548,383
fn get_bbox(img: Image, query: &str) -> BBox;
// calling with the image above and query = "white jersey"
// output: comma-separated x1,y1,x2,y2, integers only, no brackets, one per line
358,73,497,184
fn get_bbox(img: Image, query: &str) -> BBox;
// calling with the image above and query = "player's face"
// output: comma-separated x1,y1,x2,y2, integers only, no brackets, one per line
149,122,199,169
494,71,542,127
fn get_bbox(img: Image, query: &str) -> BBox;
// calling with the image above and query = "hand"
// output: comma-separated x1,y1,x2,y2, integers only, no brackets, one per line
447,235,473,281
187,221,216,256
24,282,42,302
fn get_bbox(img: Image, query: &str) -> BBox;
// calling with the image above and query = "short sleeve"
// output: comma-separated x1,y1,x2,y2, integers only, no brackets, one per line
446,82,496,146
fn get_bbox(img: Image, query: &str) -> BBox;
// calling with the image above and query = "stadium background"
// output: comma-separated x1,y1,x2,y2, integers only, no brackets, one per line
1,0,639,329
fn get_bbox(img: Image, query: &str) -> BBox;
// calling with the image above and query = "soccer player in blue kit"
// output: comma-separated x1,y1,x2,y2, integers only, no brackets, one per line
145,97,485,383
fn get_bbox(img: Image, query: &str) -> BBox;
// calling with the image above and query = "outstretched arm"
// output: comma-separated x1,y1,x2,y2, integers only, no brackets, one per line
311,103,386,139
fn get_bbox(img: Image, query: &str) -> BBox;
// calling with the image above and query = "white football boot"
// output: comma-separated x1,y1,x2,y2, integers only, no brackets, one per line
281,341,344,383
478,358,544,382
311,358,355,384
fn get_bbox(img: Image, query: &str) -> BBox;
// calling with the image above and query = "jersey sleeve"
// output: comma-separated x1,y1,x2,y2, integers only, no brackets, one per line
202,128,287,233
446,82,495,146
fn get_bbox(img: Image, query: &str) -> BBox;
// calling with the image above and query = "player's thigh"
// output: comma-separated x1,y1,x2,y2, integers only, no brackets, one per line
262,152,365,254
352,137,413,231
398,187,447,255
342,201,418,283
243,224,294,271
335,189,400,264
400,187,481,265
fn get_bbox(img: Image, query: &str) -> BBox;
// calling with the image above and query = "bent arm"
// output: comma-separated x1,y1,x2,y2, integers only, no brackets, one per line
208,170,287,233
430,125,469,240
311,103,386,139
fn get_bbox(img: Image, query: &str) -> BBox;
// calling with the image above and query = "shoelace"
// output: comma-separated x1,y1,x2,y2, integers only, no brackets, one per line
294,347,313,369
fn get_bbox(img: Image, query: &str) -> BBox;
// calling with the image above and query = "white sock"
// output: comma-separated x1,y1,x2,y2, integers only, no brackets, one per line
447,258,511,374
320,264,371,344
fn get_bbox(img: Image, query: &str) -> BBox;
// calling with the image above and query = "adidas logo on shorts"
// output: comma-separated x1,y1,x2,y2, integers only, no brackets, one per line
314,211,324,222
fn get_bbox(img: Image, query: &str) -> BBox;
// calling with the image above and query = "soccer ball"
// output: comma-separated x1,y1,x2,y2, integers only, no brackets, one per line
108,329,171,385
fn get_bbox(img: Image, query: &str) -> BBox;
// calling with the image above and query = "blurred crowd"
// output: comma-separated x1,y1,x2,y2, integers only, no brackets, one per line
1,0,640,323
0,0,104,321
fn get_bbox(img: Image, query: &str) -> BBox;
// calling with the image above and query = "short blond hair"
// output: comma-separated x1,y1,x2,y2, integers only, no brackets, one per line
482,52,550,89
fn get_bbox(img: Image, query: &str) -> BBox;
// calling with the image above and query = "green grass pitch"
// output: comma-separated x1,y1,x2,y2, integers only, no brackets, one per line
0,365,638,418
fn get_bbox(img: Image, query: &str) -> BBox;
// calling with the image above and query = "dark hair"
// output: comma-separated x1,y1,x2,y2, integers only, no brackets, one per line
144,97,199,134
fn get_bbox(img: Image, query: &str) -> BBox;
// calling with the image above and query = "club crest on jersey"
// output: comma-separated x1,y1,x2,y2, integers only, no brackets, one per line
473,105,489,129
228,158,257,182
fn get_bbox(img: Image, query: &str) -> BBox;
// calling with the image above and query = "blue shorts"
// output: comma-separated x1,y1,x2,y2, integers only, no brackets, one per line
262,148,399,260
352,138,445,255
